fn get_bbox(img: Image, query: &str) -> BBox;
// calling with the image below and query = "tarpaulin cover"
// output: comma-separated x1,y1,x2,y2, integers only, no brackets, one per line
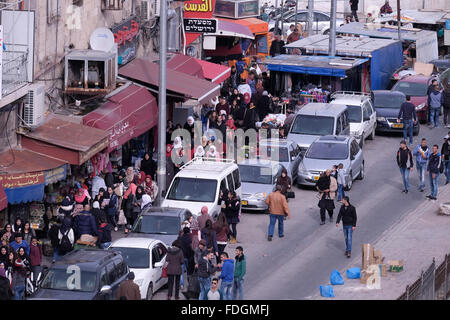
370,41,403,90
4,184,45,205
268,63,347,77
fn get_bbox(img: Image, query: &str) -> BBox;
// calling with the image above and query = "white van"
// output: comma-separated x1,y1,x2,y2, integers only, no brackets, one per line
330,91,377,148
161,157,242,218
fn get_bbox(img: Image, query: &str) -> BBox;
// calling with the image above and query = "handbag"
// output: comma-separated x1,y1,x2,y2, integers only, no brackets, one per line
286,191,295,199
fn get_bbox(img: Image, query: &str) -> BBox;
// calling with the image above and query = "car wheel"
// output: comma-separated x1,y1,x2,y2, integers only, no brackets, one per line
358,162,364,180
346,172,353,191
368,127,375,140
146,283,154,300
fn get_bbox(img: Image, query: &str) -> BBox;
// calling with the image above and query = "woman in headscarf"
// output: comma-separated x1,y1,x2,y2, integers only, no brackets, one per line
128,186,144,232
316,170,335,225
141,194,152,211
206,145,221,161
140,152,153,176
123,181,137,234
173,137,186,175
137,170,146,186
12,218,22,234
22,222,36,245
194,146,205,158
0,246,8,264
225,191,240,244
276,168,292,197
166,144,175,191
184,116,195,140
142,175,158,201
0,224,14,243
200,220,219,259
74,188,89,206
126,166,136,185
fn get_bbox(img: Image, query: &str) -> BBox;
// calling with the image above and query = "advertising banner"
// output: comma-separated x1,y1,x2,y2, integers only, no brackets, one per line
184,0,216,45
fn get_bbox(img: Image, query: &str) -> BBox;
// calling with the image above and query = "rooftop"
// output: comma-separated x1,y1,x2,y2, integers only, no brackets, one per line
111,237,161,249
297,103,347,117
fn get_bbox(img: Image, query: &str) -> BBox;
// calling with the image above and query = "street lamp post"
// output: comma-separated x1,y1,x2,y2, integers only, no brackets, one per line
329,0,337,56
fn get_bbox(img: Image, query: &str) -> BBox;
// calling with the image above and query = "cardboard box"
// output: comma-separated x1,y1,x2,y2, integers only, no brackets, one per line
360,269,374,284
374,249,385,264
379,264,387,277
362,244,375,270
389,260,404,272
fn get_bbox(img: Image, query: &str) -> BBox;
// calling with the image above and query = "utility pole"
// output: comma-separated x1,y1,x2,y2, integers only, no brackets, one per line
396,0,402,41
329,0,337,56
307,0,314,36
157,0,168,205
294,0,298,26
275,0,279,34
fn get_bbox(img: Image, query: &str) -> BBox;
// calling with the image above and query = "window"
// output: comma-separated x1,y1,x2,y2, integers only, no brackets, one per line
392,81,428,96
106,262,118,284
238,165,273,184
363,104,370,120
226,174,234,192
167,177,218,203
133,215,181,235
305,142,349,160
346,105,363,123
366,101,374,115
289,145,296,161
291,115,335,136
116,261,128,278
351,141,360,157
232,169,241,189
220,179,227,192
335,117,343,135
152,247,161,267
314,12,330,21
99,267,108,288
373,94,405,109
41,268,97,292
158,243,167,258
110,247,149,269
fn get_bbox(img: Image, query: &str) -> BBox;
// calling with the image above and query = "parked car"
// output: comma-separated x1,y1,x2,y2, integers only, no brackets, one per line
162,158,241,218
127,207,191,246
297,135,364,190
258,139,303,183
330,91,377,148
391,75,438,122
269,10,344,35
110,238,168,300
238,159,286,212
372,90,420,135
31,249,128,300
287,103,350,154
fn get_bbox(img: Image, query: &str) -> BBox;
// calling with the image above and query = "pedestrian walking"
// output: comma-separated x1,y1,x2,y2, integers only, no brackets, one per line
396,140,414,193
276,167,292,198
105,186,119,232
179,227,195,286
96,217,112,249
116,272,141,300
205,278,223,300
397,95,417,145
58,216,75,256
198,251,218,300
443,87,450,128
336,196,357,259
213,212,230,260
232,246,246,300
47,218,61,263
225,191,240,244
426,145,442,200
337,163,346,201
349,0,359,22
428,83,443,128
194,239,207,270
29,237,42,284
219,252,234,300
442,132,450,185
317,169,337,224
413,138,431,192
265,185,290,241
166,240,184,300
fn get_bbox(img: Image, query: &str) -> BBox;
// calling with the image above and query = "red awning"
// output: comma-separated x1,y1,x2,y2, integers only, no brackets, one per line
196,59,231,84
0,187,7,211
82,84,158,152
19,117,109,165
166,54,204,78
0,148,65,175
118,58,220,103
206,19,254,39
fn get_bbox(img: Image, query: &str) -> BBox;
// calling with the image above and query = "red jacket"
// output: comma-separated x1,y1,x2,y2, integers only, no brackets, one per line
29,243,42,267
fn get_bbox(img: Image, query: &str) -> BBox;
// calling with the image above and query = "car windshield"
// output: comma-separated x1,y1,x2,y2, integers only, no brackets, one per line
346,105,362,123
238,165,273,184
392,81,428,96
306,142,348,160
167,177,217,203
40,268,97,292
259,146,289,162
110,247,149,269
291,115,334,135
373,94,404,108
132,215,180,235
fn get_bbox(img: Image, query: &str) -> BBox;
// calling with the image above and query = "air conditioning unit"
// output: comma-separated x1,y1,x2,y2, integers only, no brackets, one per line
23,84,46,127
141,0,160,19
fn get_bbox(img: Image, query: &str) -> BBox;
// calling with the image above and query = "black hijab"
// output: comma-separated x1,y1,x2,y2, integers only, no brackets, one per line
59,216,73,234
316,174,330,191
136,186,144,200
0,246,8,263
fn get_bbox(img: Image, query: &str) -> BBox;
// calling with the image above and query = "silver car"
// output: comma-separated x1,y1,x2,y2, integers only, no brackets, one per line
297,135,364,189
238,159,286,212
269,10,344,35
258,139,303,184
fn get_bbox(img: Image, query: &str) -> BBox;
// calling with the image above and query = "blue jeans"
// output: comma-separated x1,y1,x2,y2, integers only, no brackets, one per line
416,162,427,190
444,160,450,183
198,276,211,300
430,108,439,128
232,277,244,300
268,214,284,237
399,167,411,191
343,225,353,253
220,281,233,300
337,184,345,201
52,247,61,262
429,172,439,198
180,258,188,287
14,285,25,300
402,119,414,144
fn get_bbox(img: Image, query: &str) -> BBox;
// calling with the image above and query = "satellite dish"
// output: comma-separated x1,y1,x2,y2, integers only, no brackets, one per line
90,27,115,52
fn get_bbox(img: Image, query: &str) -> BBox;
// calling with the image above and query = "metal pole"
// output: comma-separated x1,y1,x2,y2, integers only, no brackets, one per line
294,0,298,26
281,2,284,37
307,0,313,36
397,0,401,41
329,0,337,56
275,0,279,34
157,0,168,205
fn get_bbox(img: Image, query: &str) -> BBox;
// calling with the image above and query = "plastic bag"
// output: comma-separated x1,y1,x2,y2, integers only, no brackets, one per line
319,285,335,298
330,269,344,285
346,267,361,279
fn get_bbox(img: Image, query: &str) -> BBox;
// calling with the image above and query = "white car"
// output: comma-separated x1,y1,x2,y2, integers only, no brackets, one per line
110,237,168,300
330,91,377,148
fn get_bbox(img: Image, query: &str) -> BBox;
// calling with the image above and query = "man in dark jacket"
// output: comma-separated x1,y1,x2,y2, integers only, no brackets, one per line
443,87,450,127
197,251,218,300
336,196,357,258
179,227,194,275
166,240,184,300
349,0,359,22
397,95,417,145
269,34,286,57
396,140,414,193
48,218,61,263
442,133,450,185
426,145,442,200
96,217,112,249
0,268,11,300
243,102,258,131
73,205,98,239
116,272,141,300
256,91,271,121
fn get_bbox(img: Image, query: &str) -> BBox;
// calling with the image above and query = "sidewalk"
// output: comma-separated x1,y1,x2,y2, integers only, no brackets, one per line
314,184,450,300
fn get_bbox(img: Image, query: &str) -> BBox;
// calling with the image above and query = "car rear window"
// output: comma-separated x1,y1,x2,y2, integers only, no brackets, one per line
346,105,362,123
305,142,348,160
291,115,334,136
373,94,405,108
392,81,428,96
110,247,149,269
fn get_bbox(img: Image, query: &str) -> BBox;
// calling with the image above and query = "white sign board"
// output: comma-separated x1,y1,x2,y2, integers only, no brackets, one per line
0,25,3,100
416,34,439,63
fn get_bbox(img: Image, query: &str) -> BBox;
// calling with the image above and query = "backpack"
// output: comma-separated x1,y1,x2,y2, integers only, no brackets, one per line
59,230,73,254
